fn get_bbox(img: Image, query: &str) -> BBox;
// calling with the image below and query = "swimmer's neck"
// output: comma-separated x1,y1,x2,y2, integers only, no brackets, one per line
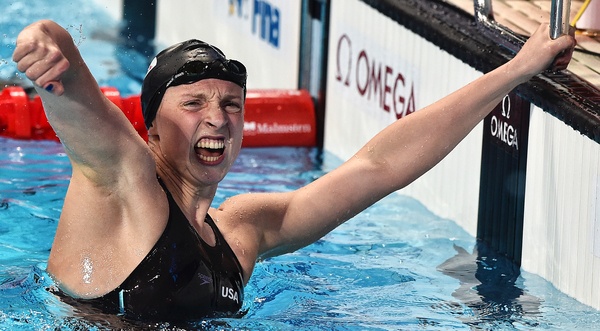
155,165,217,224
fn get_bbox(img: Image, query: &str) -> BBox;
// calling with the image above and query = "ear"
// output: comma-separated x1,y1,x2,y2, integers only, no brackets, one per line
147,122,160,143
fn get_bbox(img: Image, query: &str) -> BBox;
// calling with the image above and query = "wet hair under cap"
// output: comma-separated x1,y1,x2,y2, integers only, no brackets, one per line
141,40,247,128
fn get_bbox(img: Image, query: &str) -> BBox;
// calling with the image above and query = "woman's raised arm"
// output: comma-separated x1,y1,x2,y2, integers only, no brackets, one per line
249,23,576,258
12,20,151,185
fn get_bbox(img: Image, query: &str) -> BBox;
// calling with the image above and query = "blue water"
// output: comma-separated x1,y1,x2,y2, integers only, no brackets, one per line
2,139,600,330
0,0,145,96
2,1,600,330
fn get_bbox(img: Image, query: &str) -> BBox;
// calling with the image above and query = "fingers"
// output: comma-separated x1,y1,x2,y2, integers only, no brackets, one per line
521,23,577,73
12,24,69,96
547,29,577,72
549,51,571,72
41,81,65,96
552,50,575,71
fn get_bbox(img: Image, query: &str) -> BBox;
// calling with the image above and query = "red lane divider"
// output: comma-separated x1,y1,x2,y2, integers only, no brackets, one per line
101,87,149,142
0,87,316,147
243,89,316,147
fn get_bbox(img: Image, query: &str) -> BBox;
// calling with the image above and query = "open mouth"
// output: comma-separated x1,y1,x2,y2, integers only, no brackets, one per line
195,138,225,164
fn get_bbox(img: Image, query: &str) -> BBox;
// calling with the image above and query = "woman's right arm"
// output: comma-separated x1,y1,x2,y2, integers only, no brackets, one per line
12,20,152,185
13,21,166,296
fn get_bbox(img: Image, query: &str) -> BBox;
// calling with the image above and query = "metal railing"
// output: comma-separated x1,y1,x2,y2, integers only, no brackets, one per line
474,0,572,39
550,0,572,38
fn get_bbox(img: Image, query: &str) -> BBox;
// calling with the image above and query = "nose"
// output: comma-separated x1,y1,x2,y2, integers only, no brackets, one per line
204,104,228,129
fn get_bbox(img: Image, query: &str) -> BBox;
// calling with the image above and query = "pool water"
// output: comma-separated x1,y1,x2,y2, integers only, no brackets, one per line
2,1,600,330
2,138,600,330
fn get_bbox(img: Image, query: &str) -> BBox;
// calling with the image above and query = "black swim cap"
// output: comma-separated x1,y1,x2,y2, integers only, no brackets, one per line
141,40,247,128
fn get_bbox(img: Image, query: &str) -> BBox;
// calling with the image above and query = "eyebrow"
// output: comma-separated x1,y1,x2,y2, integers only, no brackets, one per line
179,91,242,101
179,91,208,99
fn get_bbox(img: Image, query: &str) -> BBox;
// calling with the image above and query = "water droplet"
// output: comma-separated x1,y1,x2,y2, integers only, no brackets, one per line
82,256,93,284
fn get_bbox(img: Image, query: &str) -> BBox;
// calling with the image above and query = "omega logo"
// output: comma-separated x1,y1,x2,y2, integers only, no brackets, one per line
490,95,519,150
335,33,416,120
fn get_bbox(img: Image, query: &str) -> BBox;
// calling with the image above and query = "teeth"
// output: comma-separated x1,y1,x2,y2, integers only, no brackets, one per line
196,138,225,163
199,155,220,162
196,139,225,149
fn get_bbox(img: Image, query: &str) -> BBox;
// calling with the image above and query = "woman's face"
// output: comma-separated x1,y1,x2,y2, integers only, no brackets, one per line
148,78,245,186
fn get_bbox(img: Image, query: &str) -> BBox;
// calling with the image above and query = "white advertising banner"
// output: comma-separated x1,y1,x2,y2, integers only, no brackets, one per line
324,0,483,234
155,0,301,89
325,0,421,160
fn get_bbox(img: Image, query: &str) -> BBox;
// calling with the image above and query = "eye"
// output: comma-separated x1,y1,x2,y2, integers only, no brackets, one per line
182,99,205,110
223,101,242,114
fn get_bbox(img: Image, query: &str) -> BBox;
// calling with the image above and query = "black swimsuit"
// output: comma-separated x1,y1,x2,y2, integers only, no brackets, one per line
56,179,245,321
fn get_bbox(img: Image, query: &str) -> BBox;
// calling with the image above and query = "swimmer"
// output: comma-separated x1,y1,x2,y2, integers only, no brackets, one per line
12,19,575,321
